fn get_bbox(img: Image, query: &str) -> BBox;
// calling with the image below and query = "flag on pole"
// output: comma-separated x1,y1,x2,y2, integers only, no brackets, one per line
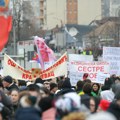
34,36,56,70
0,15,12,51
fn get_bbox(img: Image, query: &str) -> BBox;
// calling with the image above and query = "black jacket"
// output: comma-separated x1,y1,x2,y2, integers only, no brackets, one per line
7,83,19,91
107,101,120,120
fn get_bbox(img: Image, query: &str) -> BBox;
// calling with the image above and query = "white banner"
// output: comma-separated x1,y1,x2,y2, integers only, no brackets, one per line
3,54,32,80
69,61,110,84
103,47,120,75
96,72,110,84
40,52,67,80
3,53,67,80
68,72,83,86
69,54,93,62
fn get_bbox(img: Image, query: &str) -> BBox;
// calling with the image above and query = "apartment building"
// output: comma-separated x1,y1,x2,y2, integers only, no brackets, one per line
40,0,101,29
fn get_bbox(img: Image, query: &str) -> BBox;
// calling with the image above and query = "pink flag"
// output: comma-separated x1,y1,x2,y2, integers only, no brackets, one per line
34,36,56,69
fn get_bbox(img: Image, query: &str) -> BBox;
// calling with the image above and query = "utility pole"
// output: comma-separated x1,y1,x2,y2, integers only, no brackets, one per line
13,0,16,55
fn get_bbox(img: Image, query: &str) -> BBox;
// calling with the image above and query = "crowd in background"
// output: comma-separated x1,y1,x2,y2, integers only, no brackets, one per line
0,74,120,120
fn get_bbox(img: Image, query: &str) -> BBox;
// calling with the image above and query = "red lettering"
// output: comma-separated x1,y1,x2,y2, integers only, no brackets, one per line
89,73,97,79
7,59,16,67
40,71,54,79
8,59,11,65
22,73,32,79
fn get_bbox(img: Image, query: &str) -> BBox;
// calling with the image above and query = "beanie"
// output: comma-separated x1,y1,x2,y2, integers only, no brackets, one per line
99,99,110,111
3,75,13,84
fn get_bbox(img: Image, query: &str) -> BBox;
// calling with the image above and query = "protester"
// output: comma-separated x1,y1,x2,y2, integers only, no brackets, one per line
76,80,84,96
56,77,75,96
9,89,19,113
50,82,58,96
107,91,120,120
91,83,100,97
100,87,115,102
89,96,100,113
86,111,116,120
2,75,19,92
18,80,27,91
81,83,92,109
97,99,110,112
15,91,41,120
43,80,50,90
39,96,56,120
1,70,120,120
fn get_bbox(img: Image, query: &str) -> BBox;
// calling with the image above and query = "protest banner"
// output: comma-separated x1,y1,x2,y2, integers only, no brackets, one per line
3,53,67,80
69,54,93,62
103,47,120,75
68,54,93,85
69,61,109,84
3,54,33,80
68,72,83,86
40,52,67,80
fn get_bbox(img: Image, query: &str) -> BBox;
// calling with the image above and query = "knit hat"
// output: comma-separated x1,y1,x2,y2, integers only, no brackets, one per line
99,99,110,111
3,75,12,84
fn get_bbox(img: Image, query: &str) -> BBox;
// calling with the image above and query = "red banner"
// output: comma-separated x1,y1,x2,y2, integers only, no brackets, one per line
0,15,12,51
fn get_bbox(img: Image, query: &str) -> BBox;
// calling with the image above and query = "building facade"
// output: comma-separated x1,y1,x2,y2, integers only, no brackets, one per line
101,0,110,18
101,0,120,17
67,0,78,24
110,0,120,17
42,0,102,29
78,0,101,25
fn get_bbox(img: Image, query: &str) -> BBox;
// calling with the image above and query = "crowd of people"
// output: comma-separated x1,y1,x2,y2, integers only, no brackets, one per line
0,74,120,120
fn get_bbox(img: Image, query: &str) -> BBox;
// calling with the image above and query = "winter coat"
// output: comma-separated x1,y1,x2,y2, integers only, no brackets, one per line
107,101,120,120
15,107,41,120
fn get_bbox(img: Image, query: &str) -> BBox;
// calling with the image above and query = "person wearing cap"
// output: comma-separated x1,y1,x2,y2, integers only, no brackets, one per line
97,99,110,112
2,75,19,92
